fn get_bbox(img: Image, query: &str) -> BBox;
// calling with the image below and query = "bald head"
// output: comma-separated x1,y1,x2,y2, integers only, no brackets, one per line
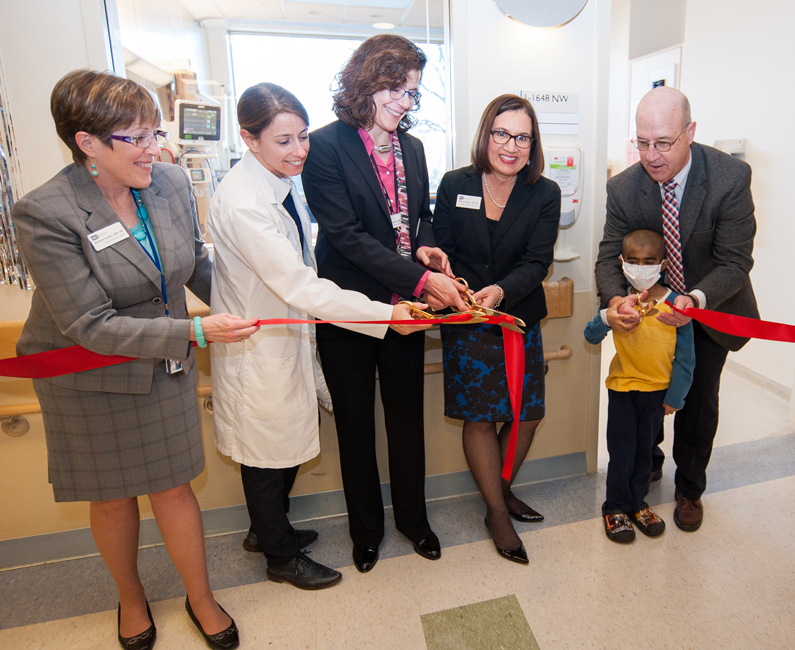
634,87,696,183
637,87,691,130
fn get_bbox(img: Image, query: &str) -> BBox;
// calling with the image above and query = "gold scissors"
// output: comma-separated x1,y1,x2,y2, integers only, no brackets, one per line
454,277,526,333
633,293,659,322
397,301,488,325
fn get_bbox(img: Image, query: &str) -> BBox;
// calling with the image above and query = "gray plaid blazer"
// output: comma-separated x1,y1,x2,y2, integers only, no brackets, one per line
13,162,212,392
595,143,759,352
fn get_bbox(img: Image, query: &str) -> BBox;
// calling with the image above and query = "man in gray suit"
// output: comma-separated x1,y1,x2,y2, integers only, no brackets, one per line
595,87,758,532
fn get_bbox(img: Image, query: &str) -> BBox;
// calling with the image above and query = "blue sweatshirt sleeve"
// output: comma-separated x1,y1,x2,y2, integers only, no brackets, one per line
664,321,695,409
584,312,611,345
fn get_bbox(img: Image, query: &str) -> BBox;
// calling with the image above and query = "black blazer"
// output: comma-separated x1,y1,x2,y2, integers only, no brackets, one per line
595,142,758,351
433,165,561,326
302,119,436,303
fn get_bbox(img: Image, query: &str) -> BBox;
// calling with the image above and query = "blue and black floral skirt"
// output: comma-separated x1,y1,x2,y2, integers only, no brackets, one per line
440,322,545,422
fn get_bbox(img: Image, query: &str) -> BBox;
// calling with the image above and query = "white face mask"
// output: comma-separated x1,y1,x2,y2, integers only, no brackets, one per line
622,260,663,292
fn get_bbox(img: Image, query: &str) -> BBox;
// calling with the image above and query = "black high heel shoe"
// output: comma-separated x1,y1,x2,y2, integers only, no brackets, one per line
185,597,240,649
508,506,544,523
484,515,529,565
117,601,156,650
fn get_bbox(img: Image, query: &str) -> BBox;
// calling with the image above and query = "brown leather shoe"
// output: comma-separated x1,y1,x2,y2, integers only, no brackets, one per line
674,490,703,532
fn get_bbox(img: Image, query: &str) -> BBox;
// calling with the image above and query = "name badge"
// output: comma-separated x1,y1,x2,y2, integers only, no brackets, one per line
456,194,482,210
390,213,403,229
88,223,129,251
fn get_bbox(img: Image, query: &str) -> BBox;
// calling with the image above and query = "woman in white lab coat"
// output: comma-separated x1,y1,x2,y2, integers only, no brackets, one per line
207,83,426,591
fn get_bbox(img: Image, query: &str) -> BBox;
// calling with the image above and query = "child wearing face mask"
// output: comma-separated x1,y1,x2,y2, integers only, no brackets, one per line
584,229,695,543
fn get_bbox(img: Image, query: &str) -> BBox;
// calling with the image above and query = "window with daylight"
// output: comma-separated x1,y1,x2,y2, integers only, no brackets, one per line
229,32,450,196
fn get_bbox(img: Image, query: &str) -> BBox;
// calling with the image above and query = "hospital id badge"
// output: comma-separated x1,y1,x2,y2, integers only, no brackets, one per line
165,359,184,375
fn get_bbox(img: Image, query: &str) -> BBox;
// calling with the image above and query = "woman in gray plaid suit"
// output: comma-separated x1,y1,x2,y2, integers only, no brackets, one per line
12,70,257,650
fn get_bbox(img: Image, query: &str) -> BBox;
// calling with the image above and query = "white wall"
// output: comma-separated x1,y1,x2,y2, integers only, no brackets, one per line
628,0,685,60
681,1,795,388
606,0,630,176
0,0,115,192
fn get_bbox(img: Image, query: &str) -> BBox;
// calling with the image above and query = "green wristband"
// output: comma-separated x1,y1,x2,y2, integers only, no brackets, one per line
193,316,207,348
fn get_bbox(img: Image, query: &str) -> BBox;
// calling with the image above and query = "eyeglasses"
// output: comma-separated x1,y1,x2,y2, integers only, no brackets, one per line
388,87,421,105
109,130,169,149
631,127,688,152
490,130,532,149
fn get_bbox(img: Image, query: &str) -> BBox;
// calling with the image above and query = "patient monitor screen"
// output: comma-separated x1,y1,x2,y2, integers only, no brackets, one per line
178,103,221,142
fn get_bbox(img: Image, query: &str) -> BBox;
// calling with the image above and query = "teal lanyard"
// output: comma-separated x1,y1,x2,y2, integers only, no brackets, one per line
131,189,169,316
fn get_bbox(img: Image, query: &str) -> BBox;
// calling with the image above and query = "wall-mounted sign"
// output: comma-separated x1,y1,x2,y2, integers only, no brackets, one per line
516,91,579,135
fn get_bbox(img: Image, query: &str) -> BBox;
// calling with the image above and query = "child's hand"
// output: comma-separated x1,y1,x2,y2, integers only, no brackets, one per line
663,404,678,416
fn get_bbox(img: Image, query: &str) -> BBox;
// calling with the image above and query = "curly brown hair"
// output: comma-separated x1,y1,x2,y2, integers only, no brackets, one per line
471,94,544,185
332,34,427,133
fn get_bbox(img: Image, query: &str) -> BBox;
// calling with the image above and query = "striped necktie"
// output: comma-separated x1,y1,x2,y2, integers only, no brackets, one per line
662,179,687,294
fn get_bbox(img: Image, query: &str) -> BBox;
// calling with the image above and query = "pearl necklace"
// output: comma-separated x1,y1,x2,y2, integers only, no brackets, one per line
482,173,506,209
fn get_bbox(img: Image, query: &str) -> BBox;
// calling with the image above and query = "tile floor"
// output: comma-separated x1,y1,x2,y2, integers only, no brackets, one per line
2,355,794,649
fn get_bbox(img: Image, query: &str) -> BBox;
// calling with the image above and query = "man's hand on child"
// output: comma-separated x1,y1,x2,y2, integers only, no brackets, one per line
606,293,646,333
657,294,693,328
664,404,678,416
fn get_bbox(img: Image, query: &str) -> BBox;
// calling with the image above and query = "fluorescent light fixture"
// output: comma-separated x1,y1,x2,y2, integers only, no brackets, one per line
372,22,396,29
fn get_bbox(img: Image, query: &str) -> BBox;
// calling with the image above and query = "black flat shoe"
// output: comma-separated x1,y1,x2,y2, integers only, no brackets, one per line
484,516,529,565
508,507,544,523
352,545,379,573
185,597,240,650
412,532,441,560
118,601,156,650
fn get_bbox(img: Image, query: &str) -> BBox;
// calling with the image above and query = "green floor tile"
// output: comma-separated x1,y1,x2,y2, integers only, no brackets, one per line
421,595,541,650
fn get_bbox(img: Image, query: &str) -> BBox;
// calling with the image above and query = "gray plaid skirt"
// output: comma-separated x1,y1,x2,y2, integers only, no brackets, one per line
35,361,205,502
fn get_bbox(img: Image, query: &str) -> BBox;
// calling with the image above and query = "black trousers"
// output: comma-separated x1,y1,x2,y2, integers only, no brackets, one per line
651,322,729,500
317,325,432,547
240,464,300,564
605,389,666,513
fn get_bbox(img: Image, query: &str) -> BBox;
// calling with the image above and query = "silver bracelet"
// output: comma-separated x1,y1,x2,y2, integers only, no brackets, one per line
491,284,504,309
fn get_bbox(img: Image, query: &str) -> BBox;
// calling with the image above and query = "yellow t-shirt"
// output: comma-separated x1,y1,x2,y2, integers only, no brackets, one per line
605,292,678,393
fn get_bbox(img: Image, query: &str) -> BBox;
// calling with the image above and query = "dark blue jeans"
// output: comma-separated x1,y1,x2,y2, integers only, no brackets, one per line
605,389,666,513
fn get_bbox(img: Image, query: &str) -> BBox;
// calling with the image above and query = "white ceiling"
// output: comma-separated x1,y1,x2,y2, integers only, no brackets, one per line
178,0,444,31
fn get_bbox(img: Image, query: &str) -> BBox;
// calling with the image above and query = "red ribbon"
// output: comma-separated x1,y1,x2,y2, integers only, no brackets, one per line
670,303,795,343
0,312,526,480
501,326,525,481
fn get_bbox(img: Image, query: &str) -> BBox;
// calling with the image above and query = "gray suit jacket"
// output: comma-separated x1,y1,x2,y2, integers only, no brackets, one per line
595,142,758,351
13,163,212,392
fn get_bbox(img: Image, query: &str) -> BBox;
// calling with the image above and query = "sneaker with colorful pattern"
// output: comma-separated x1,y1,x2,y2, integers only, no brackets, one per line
631,507,666,537
602,502,635,543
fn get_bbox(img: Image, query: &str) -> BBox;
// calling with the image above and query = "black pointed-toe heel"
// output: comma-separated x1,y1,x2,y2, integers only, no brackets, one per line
484,515,529,565
117,601,156,650
509,506,544,523
185,597,240,649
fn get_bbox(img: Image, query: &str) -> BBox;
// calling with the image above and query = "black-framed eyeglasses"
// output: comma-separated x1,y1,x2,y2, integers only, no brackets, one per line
109,130,169,149
389,87,421,105
491,130,532,149
631,127,688,152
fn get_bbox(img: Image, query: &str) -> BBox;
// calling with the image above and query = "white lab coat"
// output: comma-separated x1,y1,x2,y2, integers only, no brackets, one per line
208,151,392,468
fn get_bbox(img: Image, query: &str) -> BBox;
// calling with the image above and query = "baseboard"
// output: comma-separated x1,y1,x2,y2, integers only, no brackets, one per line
0,452,585,570
724,359,791,401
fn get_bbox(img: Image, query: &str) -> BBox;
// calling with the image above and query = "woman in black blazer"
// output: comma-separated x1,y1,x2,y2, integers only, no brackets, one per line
433,95,561,564
302,35,467,574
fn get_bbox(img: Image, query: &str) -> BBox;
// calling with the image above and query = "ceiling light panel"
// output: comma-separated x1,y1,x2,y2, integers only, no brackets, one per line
216,1,285,19
284,0,412,8
282,2,345,21
344,6,403,24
